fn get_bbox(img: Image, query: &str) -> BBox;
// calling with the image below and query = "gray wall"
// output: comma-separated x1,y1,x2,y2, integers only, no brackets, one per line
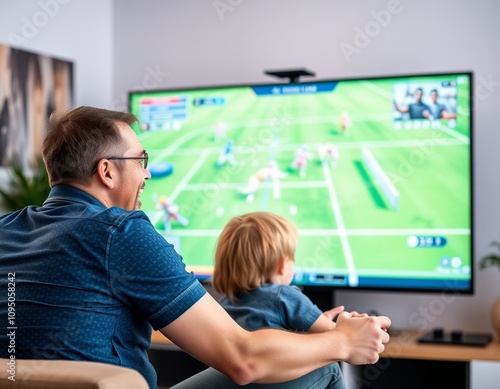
1,0,500,334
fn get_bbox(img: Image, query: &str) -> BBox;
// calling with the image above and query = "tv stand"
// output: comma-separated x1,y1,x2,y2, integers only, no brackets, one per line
346,329,500,389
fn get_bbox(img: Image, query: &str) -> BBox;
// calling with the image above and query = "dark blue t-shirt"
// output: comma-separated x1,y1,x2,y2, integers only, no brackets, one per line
0,185,206,388
219,284,322,332
429,102,447,119
408,102,431,119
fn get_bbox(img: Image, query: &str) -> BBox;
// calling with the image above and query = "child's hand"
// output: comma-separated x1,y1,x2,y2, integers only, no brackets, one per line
322,305,345,321
346,311,369,318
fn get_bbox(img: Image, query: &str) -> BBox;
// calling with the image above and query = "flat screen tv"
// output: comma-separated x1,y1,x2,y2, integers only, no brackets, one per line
129,71,473,295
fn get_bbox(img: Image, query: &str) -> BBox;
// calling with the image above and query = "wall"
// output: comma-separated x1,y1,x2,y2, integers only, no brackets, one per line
113,0,500,334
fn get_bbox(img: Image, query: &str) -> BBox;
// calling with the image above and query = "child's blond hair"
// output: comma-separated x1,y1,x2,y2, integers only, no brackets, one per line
212,212,298,302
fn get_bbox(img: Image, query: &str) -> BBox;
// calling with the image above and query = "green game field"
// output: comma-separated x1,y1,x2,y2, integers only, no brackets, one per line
130,75,472,287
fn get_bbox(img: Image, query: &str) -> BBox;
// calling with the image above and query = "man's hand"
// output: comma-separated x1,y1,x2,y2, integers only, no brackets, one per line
334,312,391,365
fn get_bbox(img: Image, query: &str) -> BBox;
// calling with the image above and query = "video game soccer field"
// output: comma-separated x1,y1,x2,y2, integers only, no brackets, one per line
130,74,472,290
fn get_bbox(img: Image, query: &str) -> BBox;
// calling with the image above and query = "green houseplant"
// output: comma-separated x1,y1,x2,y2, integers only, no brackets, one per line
479,239,500,271
0,156,51,212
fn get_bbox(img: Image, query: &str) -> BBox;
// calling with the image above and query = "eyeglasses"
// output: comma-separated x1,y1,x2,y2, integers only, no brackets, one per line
92,150,148,174
108,151,149,169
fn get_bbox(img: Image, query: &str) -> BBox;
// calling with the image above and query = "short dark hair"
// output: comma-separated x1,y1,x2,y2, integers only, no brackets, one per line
42,106,138,186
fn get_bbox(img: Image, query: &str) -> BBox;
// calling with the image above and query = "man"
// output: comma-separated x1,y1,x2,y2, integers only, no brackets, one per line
394,87,431,119
0,106,391,388
428,89,456,120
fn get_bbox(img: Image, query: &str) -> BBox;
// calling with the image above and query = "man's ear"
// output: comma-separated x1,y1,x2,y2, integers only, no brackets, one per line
95,159,116,189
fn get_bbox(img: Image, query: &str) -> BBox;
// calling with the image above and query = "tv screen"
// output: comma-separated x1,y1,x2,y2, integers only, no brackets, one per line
129,71,473,294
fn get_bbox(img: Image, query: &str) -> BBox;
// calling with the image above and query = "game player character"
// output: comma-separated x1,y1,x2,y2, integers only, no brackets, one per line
156,195,189,233
319,143,339,167
214,119,228,142
339,111,351,135
216,138,236,167
238,160,287,203
428,89,457,120
393,87,431,119
290,146,314,178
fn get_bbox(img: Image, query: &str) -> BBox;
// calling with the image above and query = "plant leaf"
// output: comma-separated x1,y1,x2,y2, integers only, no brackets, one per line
0,155,51,212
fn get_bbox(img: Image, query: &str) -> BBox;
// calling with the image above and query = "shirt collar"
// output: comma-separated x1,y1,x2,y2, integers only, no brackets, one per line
43,185,106,208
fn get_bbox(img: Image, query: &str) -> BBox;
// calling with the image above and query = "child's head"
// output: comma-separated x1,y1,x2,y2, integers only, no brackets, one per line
212,211,298,302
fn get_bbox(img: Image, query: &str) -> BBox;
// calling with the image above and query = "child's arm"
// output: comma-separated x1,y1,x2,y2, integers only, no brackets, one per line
322,305,345,322
308,305,369,333
308,305,344,333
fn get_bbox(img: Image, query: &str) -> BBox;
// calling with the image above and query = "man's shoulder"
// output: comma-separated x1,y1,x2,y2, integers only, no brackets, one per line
89,207,151,233
0,207,28,227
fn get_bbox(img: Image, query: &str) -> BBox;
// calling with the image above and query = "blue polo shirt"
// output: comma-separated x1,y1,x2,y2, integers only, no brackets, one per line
0,185,206,388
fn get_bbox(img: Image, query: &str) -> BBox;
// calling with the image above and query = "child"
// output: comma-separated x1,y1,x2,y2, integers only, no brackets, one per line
210,211,357,388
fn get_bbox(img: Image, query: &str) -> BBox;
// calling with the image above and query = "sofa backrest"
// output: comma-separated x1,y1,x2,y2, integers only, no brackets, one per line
0,358,149,388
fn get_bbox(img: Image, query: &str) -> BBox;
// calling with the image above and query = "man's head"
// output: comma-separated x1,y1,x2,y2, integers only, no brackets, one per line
415,88,424,103
430,89,438,103
42,106,151,210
